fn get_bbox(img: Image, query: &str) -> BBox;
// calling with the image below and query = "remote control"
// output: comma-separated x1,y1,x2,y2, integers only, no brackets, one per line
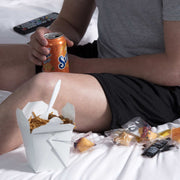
13,12,59,35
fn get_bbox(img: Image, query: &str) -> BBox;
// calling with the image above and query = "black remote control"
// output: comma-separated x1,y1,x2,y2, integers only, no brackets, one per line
13,12,59,35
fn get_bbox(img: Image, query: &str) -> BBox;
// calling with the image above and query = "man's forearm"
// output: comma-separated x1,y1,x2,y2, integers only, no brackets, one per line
49,17,82,45
80,53,180,86
49,0,96,45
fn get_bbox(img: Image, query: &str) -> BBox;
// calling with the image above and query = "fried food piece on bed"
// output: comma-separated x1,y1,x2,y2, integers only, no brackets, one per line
171,127,180,143
138,127,158,142
113,131,135,146
75,137,95,152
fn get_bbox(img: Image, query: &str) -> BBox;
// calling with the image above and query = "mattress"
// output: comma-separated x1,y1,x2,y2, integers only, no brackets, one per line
1,1,180,180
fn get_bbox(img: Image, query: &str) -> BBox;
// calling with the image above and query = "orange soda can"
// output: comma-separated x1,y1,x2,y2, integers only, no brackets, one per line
43,32,69,72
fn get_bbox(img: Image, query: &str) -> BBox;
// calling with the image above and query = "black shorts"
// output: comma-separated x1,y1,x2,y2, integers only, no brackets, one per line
92,73,180,128
36,41,180,129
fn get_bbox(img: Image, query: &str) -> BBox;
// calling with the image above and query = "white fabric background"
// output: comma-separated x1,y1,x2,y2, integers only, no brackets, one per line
0,0,98,45
0,1,180,180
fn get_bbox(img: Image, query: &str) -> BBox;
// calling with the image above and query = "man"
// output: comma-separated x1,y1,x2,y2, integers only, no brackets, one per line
0,0,180,154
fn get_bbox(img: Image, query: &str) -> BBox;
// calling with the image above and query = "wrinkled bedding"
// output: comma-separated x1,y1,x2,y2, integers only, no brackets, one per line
1,91,180,180
0,1,180,180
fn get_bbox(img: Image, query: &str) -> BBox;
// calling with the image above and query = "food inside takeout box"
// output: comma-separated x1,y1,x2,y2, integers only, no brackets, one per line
16,101,75,172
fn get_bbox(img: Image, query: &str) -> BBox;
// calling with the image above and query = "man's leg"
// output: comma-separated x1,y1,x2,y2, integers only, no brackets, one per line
0,72,111,154
0,44,36,92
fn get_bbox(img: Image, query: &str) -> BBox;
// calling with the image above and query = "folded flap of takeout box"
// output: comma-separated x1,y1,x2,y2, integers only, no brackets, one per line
16,108,31,135
47,131,73,167
32,120,74,134
23,101,59,118
61,102,75,122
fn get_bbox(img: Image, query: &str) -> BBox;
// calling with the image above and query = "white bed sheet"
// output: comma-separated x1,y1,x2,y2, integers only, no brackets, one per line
1,1,180,180
1,91,180,180
0,0,98,45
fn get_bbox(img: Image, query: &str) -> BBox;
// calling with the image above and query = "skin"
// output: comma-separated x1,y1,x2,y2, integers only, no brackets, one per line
1,0,180,154
0,44,35,91
0,72,111,154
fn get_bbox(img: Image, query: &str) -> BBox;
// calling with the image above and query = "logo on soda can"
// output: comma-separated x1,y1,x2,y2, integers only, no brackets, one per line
43,32,69,72
59,53,68,69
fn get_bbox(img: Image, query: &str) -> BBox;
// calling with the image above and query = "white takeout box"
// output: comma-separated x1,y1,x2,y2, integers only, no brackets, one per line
16,101,75,172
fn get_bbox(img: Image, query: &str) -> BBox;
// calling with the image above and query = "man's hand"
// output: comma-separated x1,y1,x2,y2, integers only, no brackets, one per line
28,27,74,66
28,27,51,65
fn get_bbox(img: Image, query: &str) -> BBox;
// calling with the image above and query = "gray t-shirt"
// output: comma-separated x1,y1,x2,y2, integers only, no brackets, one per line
95,0,180,58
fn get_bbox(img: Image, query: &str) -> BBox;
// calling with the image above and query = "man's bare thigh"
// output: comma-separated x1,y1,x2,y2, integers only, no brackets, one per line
0,44,36,91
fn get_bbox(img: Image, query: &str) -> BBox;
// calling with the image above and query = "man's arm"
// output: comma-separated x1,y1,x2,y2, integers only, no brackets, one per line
50,0,96,44
71,21,180,86
29,0,96,65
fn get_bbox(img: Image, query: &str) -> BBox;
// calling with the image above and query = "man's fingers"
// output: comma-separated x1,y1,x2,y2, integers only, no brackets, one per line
28,27,74,66
28,52,43,66
35,27,51,46
30,35,50,55
64,36,74,47
31,48,47,62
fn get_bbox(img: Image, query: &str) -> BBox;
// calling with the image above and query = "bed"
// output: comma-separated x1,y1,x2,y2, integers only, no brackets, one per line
0,0,98,45
0,1,180,180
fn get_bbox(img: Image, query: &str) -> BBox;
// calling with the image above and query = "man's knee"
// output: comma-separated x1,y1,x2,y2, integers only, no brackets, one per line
30,72,55,90
28,72,66,99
